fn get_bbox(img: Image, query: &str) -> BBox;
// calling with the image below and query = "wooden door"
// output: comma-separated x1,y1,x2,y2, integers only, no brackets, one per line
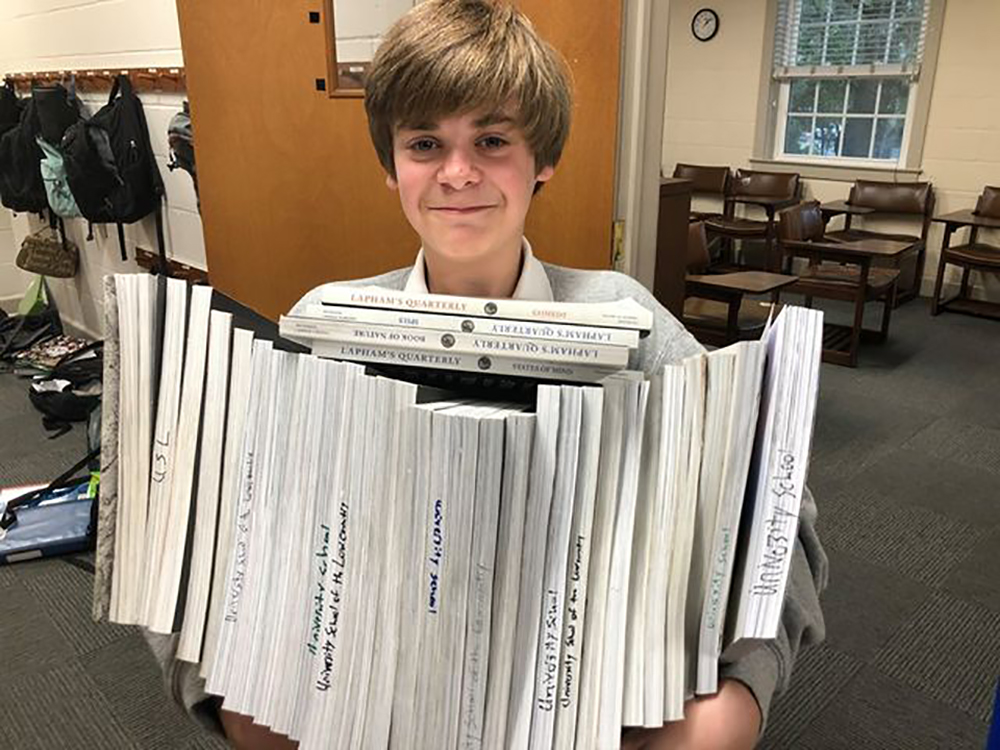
176,0,622,319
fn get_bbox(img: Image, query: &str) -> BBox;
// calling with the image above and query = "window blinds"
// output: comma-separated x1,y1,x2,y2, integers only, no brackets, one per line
773,0,930,79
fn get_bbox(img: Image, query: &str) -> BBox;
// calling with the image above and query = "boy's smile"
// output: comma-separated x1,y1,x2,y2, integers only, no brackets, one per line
387,108,554,292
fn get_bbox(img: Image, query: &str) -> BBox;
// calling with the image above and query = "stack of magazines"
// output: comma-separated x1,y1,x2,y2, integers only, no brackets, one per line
93,274,823,750
280,286,655,384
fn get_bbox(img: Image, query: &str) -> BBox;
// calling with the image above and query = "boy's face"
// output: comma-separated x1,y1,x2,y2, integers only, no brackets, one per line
387,107,554,269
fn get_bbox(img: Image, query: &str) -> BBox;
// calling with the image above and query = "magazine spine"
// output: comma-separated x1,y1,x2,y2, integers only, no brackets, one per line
282,317,629,368
315,287,652,331
301,304,640,348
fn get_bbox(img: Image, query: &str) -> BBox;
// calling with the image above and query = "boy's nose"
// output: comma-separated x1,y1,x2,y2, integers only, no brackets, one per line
438,149,479,189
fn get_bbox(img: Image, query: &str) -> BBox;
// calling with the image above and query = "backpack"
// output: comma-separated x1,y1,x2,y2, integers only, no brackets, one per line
32,83,83,218
33,82,80,147
37,137,82,218
0,82,23,138
62,75,166,265
0,97,48,214
167,101,199,209
0,443,101,565
28,339,103,435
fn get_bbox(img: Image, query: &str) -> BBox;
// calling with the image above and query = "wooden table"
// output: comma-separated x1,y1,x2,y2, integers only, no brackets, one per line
931,210,1000,319
730,195,800,211
683,269,798,347
934,209,1000,230
819,199,876,218
685,270,798,294
831,238,914,258
782,236,911,366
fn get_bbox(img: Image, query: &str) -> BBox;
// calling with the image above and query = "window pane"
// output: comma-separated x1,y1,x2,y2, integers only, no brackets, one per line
879,79,909,114
796,25,826,65
832,0,862,21
789,80,818,113
895,0,925,21
825,23,856,64
889,21,921,64
813,117,843,156
872,118,904,158
817,79,847,113
842,118,874,157
847,79,878,113
784,116,814,155
861,0,893,20
856,21,889,63
800,0,828,23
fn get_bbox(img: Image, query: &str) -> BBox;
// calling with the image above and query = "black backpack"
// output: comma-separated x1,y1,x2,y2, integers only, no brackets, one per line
0,96,48,214
33,82,81,147
28,339,103,435
0,81,24,138
62,75,166,266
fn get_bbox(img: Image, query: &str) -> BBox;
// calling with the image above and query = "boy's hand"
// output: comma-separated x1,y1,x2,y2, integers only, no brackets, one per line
620,678,762,750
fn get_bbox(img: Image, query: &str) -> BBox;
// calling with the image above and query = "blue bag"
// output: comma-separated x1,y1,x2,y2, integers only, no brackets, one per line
0,448,98,564
37,136,82,218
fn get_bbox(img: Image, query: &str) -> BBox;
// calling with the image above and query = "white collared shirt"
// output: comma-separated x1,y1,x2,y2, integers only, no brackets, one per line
403,238,554,302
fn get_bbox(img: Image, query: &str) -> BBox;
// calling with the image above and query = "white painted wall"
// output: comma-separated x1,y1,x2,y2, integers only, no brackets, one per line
0,203,26,303
662,0,767,177
662,0,1000,301
0,0,204,338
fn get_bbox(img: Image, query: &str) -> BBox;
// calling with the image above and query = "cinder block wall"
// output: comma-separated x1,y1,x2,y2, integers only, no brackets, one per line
0,0,201,336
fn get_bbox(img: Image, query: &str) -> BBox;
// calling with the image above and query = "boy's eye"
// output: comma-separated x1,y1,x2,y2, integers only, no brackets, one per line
408,138,439,152
478,135,509,150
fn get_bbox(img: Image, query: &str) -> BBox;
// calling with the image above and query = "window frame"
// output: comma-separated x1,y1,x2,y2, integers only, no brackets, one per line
771,74,919,166
753,0,947,181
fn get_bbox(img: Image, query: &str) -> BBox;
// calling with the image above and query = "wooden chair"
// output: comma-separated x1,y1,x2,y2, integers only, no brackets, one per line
931,186,1000,319
779,201,903,367
704,168,800,273
682,221,797,347
821,179,935,305
672,163,730,223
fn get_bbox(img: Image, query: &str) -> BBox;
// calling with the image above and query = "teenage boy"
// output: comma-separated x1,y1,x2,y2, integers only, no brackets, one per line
148,2,827,748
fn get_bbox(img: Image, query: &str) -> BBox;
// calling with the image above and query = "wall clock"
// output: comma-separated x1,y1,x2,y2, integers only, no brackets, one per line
692,8,719,42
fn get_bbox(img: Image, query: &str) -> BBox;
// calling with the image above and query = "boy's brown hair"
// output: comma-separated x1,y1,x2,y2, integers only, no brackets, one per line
364,0,572,179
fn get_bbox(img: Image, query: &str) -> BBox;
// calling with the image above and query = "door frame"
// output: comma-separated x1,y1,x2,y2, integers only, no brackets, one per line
614,0,671,290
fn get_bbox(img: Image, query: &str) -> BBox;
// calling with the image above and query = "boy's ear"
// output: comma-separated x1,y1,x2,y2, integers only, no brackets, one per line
386,173,398,191
536,165,555,184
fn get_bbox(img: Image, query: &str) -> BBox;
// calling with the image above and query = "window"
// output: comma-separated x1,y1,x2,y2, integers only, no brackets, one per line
772,0,930,165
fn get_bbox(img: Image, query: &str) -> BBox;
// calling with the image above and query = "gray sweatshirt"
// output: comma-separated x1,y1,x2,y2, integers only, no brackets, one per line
145,261,828,737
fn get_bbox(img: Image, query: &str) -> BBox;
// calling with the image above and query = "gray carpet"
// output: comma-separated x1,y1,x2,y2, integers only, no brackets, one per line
761,298,1000,750
0,298,997,749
